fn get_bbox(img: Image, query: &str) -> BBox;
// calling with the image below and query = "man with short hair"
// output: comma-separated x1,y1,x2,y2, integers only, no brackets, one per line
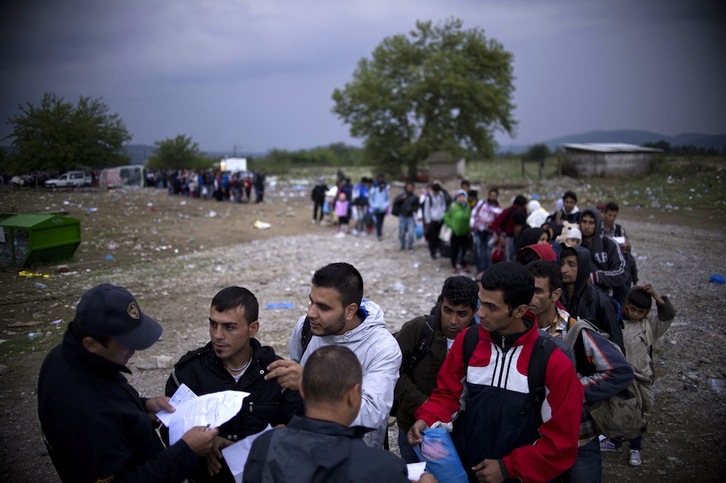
165,286,303,483
579,207,629,305
38,284,218,483
601,201,628,241
393,181,421,252
393,276,479,463
244,346,421,482
421,180,449,259
560,246,625,352
266,262,402,448
547,190,581,227
527,260,634,482
408,262,583,482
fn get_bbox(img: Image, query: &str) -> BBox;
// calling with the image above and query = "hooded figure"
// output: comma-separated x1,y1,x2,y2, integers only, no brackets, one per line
559,246,624,353
579,206,629,304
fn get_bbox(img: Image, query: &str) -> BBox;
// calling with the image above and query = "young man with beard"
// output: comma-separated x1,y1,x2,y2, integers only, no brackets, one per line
265,262,402,448
393,276,479,463
408,262,583,482
165,286,304,483
527,261,634,482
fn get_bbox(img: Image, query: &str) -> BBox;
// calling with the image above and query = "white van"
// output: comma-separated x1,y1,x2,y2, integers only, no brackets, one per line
44,171,92,188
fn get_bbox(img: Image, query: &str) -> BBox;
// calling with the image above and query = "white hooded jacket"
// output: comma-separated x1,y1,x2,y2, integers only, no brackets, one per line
288,299,402,448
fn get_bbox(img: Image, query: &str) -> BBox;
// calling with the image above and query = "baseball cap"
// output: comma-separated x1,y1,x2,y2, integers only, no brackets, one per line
75,284,162,350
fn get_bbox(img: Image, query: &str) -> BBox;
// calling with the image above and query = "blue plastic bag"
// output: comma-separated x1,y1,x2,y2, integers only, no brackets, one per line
413,427,468,483
415,223,424,240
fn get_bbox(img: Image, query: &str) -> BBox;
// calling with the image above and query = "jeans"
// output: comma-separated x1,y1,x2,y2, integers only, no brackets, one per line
558,437,602,483
426,220,443,257
397,428,420,464
473,230,493,273
398,215,415,249
374,211,386,238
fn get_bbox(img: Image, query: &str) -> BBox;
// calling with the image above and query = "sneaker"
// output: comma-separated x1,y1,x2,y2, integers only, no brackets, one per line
352,229,359,236
600,440,623,453
628,449,642,467
334,232,346,238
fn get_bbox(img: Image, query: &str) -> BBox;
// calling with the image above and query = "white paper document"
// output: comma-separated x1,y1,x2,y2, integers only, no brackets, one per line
167,390,250,445
156,383,198,427
222,425,273,483
407,462,427,480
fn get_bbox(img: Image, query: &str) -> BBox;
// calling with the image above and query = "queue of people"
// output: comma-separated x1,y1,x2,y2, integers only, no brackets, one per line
37,185,673,482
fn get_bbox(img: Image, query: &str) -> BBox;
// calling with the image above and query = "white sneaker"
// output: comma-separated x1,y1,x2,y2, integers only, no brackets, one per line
334,232,346,238
628,449,642,467
352,229,359,236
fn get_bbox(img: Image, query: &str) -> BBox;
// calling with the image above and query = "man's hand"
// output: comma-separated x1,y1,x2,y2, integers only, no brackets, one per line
471,458,504,483
206,436,233,476
182,426,219,457
413,473,438,483
406,419,429,446
643,284,665,304
265,359,303,390
144,396,174,423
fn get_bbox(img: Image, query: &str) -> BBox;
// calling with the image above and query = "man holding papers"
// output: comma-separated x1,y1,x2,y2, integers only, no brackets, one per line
165,286,303,482
38,284,218,482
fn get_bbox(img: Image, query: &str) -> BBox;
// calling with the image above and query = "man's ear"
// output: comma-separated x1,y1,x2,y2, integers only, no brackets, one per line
82,336,101,354
512,303,529,319
551,287,563,303
344,303,359,321
248,320,260,338
346,383,362,409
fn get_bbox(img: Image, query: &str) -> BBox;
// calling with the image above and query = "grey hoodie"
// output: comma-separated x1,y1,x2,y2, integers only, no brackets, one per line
288,299,401,448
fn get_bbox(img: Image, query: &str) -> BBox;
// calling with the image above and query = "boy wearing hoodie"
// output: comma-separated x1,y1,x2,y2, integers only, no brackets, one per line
601,284,676,467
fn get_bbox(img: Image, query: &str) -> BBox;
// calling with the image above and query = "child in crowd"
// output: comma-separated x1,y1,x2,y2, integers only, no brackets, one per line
564,226,582,247
601,284,676,467
334,191,350,238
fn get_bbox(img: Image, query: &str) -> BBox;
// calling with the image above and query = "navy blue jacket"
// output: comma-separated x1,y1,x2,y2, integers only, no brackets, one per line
38,326,198,482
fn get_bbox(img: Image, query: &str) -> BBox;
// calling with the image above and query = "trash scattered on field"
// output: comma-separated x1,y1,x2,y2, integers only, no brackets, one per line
253,220,271,229
18,271,51,278
34,282,47,289
709,273,725,284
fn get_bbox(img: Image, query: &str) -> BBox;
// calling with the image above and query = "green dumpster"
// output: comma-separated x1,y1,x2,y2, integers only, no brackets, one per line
0,213,81,266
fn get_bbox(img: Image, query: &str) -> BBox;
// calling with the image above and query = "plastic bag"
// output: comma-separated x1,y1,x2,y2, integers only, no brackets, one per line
415,223,424,240
413,426,468,483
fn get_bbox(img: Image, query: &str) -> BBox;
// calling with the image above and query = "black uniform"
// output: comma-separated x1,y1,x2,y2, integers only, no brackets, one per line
165,338,304,483
38,326,198,483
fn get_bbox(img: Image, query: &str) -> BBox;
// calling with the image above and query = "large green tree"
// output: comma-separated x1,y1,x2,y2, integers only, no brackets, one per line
6,92,131,173
332,18,516,178
147,134,207,169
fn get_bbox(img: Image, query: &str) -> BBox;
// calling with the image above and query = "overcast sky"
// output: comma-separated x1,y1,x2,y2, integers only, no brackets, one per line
1,0,724,154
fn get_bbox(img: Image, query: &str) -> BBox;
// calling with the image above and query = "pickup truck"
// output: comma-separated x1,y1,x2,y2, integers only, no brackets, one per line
45,171,92,188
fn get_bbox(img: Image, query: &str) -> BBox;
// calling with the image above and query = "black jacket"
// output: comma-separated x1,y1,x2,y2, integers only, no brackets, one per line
38,326,198,483
560,245,625,353
165,338,304,483
243,416,409,483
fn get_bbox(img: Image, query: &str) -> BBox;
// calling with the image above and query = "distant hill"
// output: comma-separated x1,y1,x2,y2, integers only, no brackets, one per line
498,130,726,154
